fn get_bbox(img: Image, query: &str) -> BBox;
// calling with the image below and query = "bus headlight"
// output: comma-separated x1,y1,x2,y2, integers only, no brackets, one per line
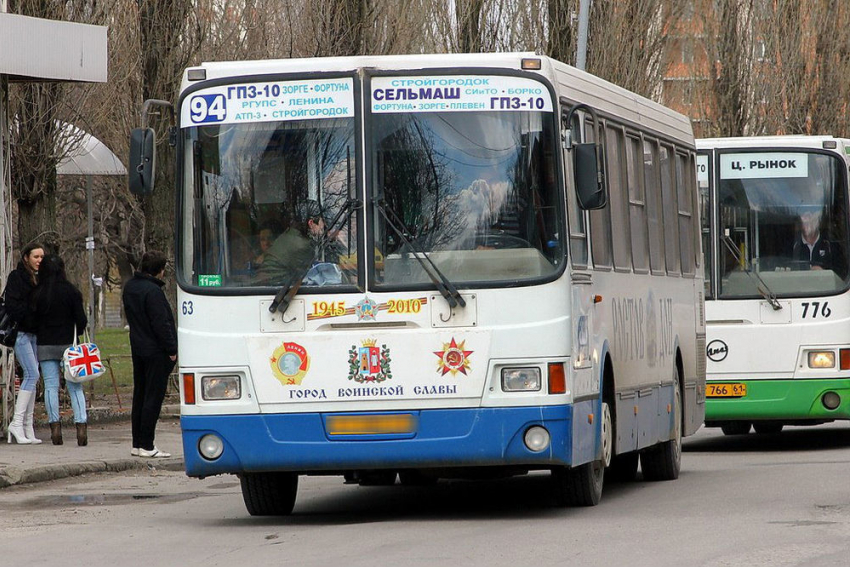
199,434,224,460
524,426,550,452
808,351,835,369
201,375,241,400
502,368,542,392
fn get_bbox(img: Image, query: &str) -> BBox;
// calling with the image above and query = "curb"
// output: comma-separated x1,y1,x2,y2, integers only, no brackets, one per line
0,457,184,489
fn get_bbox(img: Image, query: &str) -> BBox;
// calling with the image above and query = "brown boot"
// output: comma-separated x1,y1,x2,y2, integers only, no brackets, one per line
50,422,63,445
76,423,88,446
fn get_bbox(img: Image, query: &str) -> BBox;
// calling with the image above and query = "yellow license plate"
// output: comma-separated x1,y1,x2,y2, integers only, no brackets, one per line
327,414,417,435
706,383,747,398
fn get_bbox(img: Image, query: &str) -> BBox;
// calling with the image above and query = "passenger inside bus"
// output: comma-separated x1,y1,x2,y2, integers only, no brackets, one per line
253,220,283,268
790,211,834,271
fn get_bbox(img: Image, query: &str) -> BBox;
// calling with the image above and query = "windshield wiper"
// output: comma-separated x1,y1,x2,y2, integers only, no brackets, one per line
721,232,782,310
269,197,361,314
373,195,465,309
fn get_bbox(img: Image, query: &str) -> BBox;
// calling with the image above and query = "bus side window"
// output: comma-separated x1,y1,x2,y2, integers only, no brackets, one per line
606,124,631,272
644,139,667,274
677,151,696,276
588,120,613,270
660,144,681,275
563,104,588,268
626,135,649,273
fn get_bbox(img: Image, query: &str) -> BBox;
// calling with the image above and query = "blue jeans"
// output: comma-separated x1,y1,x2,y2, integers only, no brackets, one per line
42,359,87,424
13,332,40,391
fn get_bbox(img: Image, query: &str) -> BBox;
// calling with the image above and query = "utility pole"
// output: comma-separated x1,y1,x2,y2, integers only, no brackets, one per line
576,0,591,71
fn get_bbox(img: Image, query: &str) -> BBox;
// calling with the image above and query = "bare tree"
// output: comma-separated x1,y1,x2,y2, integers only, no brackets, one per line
587,0,681,98
548,0,577,65
6,0,112,251
759,0,850,136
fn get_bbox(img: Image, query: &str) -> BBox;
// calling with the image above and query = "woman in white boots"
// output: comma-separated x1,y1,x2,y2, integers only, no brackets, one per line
5,243,45,444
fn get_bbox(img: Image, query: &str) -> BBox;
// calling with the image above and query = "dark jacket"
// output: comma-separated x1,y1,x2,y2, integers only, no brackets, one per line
4,262,39,333
33,280,87,347
792,236,833,270
122,272,178,357
258,228,314,285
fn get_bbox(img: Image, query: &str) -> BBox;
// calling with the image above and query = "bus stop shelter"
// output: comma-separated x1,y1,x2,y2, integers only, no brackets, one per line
0,7,107,434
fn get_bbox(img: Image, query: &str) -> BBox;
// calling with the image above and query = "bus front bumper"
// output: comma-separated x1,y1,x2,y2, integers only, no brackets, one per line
180,405,574,478
705,378,850,422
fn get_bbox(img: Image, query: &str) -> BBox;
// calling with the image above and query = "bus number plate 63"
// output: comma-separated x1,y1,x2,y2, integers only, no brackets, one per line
706,383,747,397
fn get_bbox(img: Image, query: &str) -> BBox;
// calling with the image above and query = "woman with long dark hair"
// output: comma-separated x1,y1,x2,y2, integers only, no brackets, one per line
4,242,45,444
32,254,88,445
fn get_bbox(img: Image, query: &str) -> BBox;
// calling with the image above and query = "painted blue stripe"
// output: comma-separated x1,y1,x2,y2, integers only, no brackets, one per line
181,405,574,477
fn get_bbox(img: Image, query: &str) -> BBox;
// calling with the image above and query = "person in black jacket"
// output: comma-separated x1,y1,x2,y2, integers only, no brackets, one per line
122,250,178,458
33,254,88,446
5,243,44,444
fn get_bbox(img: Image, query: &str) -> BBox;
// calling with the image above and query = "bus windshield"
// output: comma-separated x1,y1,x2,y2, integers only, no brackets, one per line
718,150,850,298
369,87,563,287
181,116,357,289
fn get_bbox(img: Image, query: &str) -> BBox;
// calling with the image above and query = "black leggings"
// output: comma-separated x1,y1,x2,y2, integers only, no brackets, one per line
131,353,176,450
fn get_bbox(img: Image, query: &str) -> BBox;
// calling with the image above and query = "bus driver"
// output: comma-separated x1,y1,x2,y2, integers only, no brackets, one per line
791,211,834,271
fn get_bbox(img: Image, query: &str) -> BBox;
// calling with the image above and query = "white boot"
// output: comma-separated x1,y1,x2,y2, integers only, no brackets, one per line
7,390,33,444
23,390,42,444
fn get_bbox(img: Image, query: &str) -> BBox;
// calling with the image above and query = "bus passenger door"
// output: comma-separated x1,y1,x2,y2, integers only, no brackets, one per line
563,119,599,464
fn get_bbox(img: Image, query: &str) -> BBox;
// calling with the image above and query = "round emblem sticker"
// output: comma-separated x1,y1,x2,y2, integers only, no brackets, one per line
271,342,310,385
706,339,729,362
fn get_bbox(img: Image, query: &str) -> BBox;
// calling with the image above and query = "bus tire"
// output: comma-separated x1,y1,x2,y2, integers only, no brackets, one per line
641,375,682,482
753,422,783,435
240,472,298,516
720,421,752,436
607,452,639,483
552,401,611,506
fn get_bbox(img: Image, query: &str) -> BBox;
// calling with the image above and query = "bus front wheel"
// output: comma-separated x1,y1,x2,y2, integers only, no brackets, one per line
240,472,298,516
552,401,611,506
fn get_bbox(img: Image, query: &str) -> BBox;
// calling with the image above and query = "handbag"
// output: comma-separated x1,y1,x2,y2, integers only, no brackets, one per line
63,327,106,383
0,287,19,348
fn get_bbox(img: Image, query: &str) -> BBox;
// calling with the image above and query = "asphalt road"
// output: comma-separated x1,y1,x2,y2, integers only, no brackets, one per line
2,423,849,567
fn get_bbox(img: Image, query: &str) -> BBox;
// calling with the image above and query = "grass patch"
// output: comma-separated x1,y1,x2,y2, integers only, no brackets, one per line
93,328,134,394
86,328,180,408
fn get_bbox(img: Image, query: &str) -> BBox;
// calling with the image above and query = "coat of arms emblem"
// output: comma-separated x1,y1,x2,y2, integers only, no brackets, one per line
348,338,392,383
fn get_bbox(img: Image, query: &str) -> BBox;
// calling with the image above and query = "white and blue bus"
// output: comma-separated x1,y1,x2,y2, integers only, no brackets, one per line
697,136,850,434
131,52,705,514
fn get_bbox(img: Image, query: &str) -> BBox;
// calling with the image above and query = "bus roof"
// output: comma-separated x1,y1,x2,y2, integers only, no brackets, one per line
182,52,694,145
697,135,850,152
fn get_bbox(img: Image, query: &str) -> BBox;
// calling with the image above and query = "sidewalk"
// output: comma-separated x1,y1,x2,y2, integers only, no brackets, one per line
0,407,184,489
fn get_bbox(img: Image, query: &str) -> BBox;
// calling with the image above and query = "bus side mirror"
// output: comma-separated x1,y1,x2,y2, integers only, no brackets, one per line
574,142,608,210
129,128,156,195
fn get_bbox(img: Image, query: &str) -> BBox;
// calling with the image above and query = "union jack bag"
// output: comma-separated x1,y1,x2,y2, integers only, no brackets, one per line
62,329,106,383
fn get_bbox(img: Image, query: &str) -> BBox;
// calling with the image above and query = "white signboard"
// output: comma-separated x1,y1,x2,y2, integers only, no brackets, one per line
720,152,808,180
180,77,355,127
696,154,709,184
371,75,553,114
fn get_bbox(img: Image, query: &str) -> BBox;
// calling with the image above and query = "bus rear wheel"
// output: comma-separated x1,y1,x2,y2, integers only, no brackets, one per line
641,375,682,481
240,472,298,516
720,421,752,436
